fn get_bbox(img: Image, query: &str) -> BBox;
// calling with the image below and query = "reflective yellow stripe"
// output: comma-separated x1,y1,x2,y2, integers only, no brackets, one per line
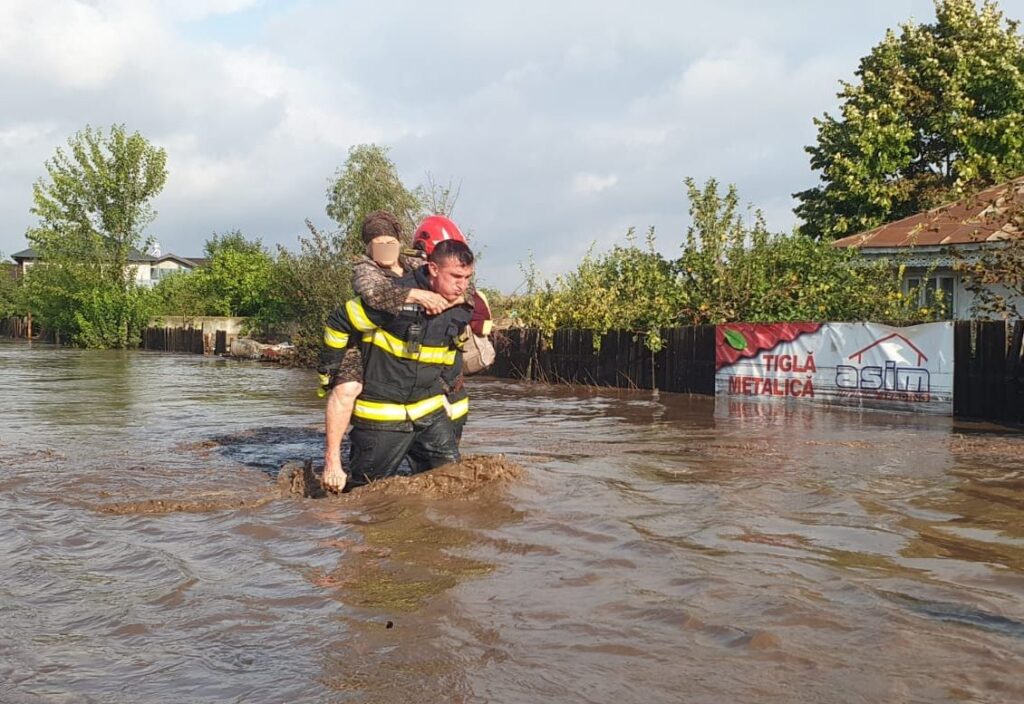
447,397,469,420
353,399,408,422
353,394,446,422
323,326,349,349
345,298,376,332
406,395,446,419
361,329,456,365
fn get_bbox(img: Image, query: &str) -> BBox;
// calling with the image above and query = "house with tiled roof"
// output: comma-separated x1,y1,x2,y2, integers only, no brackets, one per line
9,243,205,286
832,178,1024,319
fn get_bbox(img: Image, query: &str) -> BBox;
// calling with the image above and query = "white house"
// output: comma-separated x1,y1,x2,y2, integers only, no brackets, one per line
149,253,204,284
833,178,1024,319
9,246,204,287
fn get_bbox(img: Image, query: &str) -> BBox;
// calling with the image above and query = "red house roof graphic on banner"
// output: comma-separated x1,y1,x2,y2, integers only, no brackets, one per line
848,333,928,365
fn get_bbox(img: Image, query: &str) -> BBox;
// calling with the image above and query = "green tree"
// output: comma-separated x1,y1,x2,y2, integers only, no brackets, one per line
678,178,928,323
512,229,688,352
151,231,277,319
795,0,1024,240
512,178,936,350
325,144,425,257
0,260,22,318
26,124,168,346
200,231,275,317
950,190,1024,317
265,220,354,365
150,268,211,318
953,240,1024,317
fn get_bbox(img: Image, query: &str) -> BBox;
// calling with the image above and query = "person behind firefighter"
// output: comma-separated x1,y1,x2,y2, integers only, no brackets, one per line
320,213,483,491
446,288,494,442
319,237,476,487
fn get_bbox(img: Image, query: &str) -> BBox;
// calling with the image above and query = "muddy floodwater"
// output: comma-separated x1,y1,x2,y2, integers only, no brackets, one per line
3,340,1024,703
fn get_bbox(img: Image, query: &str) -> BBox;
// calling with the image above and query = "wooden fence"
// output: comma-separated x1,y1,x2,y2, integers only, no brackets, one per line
1,316,57,342
140,326,233,355
1,316,30,338
140,326,206,354
491,326,716,394
954,320,1024,424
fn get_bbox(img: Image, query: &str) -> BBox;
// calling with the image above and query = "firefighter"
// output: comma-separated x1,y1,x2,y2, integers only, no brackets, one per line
320,212,461,492
319,237,475,488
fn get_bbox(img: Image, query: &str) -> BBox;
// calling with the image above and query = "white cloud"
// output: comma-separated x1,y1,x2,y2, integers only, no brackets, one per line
6,0,1024,287
572,172,619,196
0,1,162,89
0,122,59,152
154,0,261,22
674,42,773,100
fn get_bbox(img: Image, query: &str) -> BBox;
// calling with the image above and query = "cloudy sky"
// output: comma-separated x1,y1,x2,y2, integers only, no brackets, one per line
4,0,1024,291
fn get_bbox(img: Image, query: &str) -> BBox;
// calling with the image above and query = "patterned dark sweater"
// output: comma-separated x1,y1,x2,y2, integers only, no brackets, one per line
333,254,426,384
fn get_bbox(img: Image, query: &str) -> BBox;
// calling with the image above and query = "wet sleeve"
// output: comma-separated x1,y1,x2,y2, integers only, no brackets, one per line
318,303,357,378
352,260,413,315
469,290,493,336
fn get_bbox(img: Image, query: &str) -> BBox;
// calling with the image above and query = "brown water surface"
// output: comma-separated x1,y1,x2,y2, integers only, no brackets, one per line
2,340,1024,703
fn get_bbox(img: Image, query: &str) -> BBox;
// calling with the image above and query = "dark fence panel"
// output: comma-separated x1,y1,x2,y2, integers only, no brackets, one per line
954,320,1024,424
4,318,234,355
140,326,206,354
2,316,57,342
489,325,716,394
1,316,28,338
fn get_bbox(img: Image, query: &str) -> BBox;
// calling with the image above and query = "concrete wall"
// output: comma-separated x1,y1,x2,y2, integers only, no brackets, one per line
148,316,247,354
150,316,246,335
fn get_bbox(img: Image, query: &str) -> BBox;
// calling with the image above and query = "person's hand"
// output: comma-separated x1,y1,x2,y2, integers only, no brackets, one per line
322,451,347,493
409,288,450,315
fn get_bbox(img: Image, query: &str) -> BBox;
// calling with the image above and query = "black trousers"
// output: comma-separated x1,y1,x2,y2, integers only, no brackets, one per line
347,409,460,488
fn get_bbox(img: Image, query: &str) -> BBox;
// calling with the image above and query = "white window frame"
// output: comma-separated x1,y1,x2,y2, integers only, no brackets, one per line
904,273,956,319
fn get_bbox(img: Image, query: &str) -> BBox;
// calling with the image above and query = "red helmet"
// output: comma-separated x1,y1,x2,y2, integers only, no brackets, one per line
413,215,467,256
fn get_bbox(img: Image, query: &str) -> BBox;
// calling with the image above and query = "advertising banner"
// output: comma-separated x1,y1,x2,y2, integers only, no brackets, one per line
715,322,954,415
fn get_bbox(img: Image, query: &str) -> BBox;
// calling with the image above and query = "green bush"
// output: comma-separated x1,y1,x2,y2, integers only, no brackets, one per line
511,178,938,351
71,284,156,348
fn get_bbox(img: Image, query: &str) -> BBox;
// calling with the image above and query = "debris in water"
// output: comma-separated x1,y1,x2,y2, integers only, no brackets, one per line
277,459,327,498
347,454,524,499
278,454,524,501
96,492,276,515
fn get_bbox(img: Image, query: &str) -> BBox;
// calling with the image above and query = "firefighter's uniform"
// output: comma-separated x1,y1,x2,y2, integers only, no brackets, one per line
319,270,473,486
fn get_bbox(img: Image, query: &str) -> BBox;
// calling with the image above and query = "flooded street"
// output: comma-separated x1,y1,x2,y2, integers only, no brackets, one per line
2,339,1024,703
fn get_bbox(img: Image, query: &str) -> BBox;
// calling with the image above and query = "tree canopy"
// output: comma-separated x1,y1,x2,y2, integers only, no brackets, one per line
795,0,1024,239
200,231,275,317
0,260,22,319
512,179,936,352
150,231,275,319
325,144,424,257
24,124,167,347
29,124,167,279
